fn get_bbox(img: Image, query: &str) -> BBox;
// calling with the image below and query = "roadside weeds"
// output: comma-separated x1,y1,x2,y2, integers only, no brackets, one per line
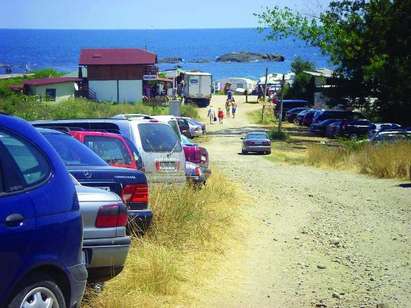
83,170,245,307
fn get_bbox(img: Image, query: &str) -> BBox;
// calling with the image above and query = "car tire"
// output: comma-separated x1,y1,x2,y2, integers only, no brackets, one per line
242,149,247,155
9,274,66,308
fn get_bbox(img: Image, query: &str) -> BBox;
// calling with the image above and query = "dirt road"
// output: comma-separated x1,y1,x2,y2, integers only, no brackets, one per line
196,96,410,307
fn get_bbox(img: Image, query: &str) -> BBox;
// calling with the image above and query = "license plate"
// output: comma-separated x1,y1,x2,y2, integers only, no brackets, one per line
160,162,176,171
97,186,111,192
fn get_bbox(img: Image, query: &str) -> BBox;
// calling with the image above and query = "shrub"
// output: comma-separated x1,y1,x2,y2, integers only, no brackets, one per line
180,104,200,119
84,172,240,307
269,129,289,141
306,141,411,179
0,96,168,120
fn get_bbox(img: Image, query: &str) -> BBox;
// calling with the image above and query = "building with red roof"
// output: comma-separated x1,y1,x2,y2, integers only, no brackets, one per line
78,48,158,103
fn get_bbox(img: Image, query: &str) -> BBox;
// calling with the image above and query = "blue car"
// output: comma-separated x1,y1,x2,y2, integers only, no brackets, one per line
0,113,87,307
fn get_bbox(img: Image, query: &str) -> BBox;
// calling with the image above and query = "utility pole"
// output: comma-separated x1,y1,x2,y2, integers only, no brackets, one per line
278,74,285,133
262,67,268,122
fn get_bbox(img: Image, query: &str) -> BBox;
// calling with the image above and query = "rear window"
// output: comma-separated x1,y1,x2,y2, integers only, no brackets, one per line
247,133,268,140
138,123,182,153
168,120,181,138
43,132,107,167
84,136,132,165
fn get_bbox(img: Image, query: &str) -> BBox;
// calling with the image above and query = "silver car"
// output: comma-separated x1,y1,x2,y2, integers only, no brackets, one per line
75,180,131,282
241,131,272,155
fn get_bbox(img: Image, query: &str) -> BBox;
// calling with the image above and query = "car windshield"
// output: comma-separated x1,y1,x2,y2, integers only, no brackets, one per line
42,132,107,166
138,123,182,153
247,133,268,140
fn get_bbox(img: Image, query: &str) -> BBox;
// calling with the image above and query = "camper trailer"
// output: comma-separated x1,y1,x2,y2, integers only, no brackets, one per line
217,77,257,94
182,72,212,107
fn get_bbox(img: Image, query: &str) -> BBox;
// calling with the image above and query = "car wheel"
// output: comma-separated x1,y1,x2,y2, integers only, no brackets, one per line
9,274,66,308
350,133,358,140
242,149,247,154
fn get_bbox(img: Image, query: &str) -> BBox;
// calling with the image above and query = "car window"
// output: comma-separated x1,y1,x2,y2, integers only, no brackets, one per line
168,120,181,138
138,123,182,153
42,132,107,167
84,135,132,165
0,130,50,186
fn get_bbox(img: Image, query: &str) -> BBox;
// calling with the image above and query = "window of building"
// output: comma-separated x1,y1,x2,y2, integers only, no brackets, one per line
45,88,57,101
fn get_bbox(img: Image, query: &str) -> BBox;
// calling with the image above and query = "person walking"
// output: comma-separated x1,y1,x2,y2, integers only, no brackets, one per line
217,108,224,124
227,88,233,101
207,105,216,124
231,101,238,119
225,99,231,118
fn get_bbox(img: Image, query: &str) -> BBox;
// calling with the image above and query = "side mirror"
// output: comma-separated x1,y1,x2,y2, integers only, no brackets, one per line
240,137,245,140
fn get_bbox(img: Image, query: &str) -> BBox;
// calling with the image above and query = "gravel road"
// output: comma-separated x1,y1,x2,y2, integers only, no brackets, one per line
196,96,410,307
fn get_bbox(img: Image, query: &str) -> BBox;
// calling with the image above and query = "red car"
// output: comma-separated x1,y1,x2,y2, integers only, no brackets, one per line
69,130,144,170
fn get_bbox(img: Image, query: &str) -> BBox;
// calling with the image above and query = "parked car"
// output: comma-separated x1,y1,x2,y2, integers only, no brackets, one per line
241,131,271,154
310,119,342,136
74,178,130,282
339,119,373,138
69,130,144,171
325,120,344,138
286,107,309,123
302,110,319,126
295,109,313,126
177,117,205,138
274,99,310,119
181,135,211,184
33,116,186,185
186,117,206,135
312,110,364,125
0,114,87,308
370,130,411,143
38,128,152,232
368,123,402,138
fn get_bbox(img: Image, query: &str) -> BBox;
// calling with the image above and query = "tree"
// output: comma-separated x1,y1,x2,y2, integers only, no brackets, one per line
286,57,316,101
256,0,411,124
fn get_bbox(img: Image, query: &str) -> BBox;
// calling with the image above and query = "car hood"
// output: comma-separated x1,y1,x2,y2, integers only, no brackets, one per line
75,185,121,203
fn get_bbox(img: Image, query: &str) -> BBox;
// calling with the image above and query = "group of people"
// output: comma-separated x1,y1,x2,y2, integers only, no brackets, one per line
207,89,238,124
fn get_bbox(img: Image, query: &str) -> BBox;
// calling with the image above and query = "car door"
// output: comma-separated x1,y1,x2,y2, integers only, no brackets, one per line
0,130,42,297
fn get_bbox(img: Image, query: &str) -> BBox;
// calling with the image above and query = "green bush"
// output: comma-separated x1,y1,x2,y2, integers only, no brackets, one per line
180,104,199,119
269,128,289,141
0,95,168,121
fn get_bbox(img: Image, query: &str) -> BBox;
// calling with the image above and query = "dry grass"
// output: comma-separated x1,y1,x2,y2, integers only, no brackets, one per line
306,141,411,179
84,171,242,307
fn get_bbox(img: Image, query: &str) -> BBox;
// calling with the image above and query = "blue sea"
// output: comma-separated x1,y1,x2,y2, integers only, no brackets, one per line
0,28,329,80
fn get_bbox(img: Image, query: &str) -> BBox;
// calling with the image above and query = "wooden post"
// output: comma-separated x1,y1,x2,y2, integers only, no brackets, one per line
262,67,268,122
278,74,285,133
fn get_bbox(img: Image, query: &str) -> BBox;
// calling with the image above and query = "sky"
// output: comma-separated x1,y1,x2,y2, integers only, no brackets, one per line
0,0,331,29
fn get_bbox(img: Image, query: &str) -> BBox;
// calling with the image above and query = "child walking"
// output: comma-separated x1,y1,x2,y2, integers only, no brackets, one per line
217,107,224,124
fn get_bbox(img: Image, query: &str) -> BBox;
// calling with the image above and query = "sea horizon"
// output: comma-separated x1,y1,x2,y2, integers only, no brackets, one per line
0,28,330,80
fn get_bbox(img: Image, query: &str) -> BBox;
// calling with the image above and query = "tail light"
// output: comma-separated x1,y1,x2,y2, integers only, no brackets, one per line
121,184,148,204
95,204,128,228
194,166,201,177
184,146,202,164
155,161,161,171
